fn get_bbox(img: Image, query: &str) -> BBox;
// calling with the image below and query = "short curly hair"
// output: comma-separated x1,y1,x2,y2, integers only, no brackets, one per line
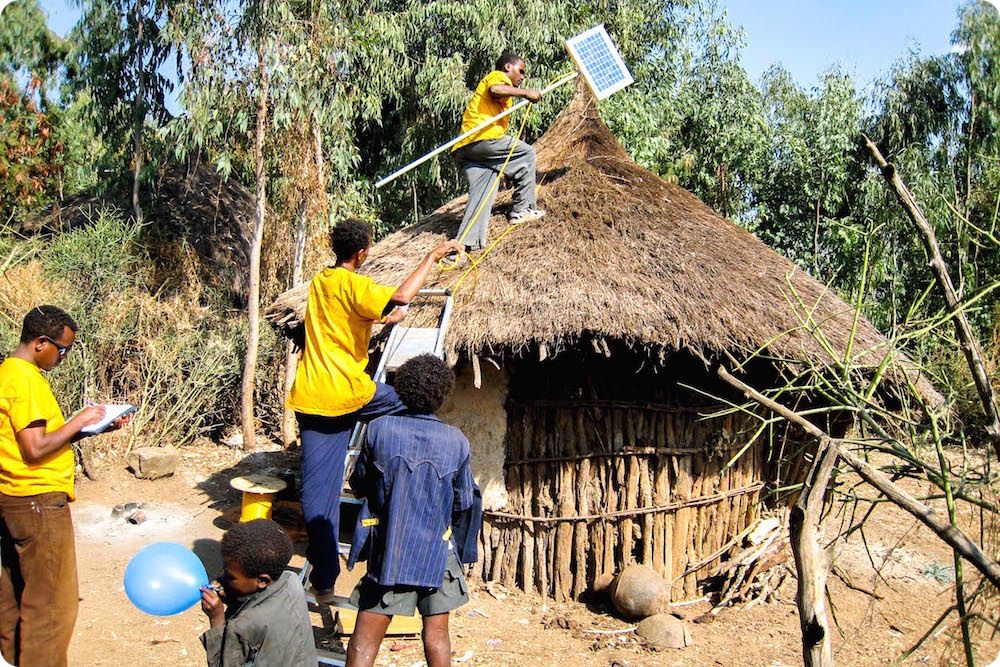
496,52,523,72
329,218,372,263
221,519,293,581
393,354,454,414
20,305,77,344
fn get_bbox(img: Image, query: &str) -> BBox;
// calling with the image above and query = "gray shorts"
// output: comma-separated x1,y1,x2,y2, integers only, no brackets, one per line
350,552,468,617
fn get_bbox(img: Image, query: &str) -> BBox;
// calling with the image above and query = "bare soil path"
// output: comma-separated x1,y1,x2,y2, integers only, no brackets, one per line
67,443,1000,666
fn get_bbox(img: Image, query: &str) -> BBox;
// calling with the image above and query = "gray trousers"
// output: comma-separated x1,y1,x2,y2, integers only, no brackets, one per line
453,137,537,251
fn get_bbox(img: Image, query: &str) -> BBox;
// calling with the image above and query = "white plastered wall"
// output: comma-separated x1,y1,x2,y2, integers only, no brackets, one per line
438,362,509,511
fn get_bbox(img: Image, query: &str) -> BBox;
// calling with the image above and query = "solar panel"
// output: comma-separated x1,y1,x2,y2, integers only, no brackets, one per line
565,25,634,100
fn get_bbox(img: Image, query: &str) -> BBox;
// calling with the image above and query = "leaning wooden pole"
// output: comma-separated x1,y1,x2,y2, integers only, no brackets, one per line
240,11,270,451
717,366,1000,590
864,136,1000,461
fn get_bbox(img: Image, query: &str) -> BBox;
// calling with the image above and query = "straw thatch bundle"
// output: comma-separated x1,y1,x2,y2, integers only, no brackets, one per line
268,82,928,399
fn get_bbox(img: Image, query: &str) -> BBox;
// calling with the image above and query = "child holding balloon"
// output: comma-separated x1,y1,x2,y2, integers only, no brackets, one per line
199,519,314,666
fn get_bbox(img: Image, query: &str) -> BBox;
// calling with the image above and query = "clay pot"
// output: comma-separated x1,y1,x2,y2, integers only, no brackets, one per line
610,564,670,620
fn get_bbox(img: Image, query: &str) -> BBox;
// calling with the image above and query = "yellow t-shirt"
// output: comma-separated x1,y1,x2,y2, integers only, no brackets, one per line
452,71,514,152
287,267,396,418
0,357,72,500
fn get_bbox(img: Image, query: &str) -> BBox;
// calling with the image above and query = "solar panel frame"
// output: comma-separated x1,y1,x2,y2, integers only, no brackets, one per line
565,25,634,100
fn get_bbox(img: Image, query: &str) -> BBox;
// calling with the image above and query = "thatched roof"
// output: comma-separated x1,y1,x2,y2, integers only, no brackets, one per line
268,82,934,398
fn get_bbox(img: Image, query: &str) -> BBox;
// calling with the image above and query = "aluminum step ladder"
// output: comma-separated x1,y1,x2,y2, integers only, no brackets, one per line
302,288,454,665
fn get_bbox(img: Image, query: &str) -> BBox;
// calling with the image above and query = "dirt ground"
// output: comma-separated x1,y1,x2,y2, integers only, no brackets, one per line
66,441,1000,666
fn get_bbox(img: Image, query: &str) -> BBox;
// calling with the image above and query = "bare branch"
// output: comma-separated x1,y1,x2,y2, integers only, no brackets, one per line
717,365,1000,590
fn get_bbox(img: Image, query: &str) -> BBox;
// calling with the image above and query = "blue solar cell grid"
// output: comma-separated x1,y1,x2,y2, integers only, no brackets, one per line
566,25,633,100
575,33,627,94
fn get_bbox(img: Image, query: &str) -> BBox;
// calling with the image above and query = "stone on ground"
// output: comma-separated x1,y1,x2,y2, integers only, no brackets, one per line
127,446,179,480
636,613,692,649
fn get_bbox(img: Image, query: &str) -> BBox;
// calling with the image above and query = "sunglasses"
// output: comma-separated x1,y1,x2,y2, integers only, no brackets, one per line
40,336,71,358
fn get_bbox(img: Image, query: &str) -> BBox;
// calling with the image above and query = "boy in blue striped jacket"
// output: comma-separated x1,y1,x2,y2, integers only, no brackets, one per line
345,354,481,667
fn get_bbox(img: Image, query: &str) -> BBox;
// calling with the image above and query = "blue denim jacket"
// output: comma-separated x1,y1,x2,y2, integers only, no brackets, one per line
347,413,479,588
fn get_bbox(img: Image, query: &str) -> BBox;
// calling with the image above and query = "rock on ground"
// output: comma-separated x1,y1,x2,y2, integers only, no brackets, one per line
610,564,670,620
636,613,692,650
127,446,179,480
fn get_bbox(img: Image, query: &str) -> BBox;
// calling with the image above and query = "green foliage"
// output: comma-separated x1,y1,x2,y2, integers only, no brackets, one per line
0,0,104,215
0,0,69,106
755,65,863,275
70,0,175,194
44,209,140,297
0,209,245,447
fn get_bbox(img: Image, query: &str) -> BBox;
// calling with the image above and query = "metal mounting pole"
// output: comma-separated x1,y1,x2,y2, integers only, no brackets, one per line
375,71,580,189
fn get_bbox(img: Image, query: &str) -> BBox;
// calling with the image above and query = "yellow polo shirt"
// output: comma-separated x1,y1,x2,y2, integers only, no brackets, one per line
0,357,73,500
452,71,514,152
287,267,396,417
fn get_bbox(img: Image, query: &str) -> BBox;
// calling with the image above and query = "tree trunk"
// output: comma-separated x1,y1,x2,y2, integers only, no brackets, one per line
280,120,324,448
790,440,838,667
240,23,270,451
864,136,1000,460
131,4,146,225
280,201,308,447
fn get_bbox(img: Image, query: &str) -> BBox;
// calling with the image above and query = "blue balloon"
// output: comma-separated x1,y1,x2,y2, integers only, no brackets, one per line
124,542,209,616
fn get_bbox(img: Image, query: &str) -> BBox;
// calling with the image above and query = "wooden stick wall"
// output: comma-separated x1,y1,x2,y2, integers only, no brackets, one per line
476,401,768,601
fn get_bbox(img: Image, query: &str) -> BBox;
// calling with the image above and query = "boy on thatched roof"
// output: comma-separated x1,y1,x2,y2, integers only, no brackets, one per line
344,354,481,667
286,219,460,602
450,52,546,255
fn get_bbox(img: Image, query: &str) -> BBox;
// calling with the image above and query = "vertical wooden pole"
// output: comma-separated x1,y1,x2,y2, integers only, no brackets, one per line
573,410,590,598
520,409,535,594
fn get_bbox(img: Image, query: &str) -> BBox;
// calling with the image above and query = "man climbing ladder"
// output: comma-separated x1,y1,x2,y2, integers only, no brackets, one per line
287,218,460,602
451,52,546,254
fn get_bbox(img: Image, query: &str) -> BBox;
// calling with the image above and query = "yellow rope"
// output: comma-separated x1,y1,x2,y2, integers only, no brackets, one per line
441,72,569,300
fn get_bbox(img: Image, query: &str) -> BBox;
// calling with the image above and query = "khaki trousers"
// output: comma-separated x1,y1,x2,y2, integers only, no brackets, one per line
0,491,79,667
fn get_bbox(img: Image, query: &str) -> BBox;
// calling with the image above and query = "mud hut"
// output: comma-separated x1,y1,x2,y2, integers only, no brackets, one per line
268,84,929,602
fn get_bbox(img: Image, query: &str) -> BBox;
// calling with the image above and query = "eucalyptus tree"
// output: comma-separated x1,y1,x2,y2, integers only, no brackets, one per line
858,2,1000,334
72,0,174,223
754,66,862,277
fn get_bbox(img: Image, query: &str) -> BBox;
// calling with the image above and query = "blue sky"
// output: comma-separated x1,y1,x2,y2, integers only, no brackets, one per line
723,0,965,88
33,0,970,90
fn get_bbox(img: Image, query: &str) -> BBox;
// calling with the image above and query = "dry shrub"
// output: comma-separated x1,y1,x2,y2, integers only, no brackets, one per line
0,208,251,453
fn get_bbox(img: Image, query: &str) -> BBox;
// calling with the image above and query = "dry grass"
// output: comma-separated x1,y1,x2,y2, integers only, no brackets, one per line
0,211,246,451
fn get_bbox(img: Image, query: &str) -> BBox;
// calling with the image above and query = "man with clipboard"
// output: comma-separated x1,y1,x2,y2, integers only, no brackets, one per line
0,306,130,667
